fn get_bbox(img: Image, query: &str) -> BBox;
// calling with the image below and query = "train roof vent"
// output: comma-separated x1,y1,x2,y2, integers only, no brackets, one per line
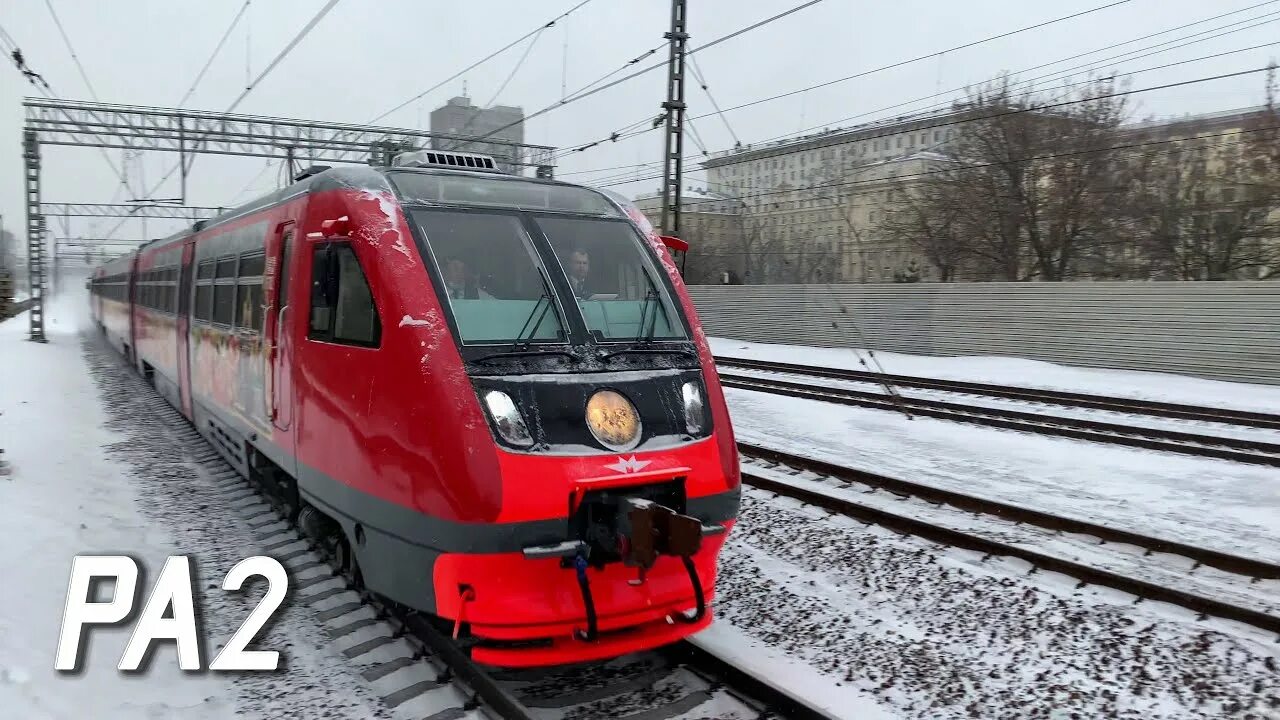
294,165,332,182
392,150,501,173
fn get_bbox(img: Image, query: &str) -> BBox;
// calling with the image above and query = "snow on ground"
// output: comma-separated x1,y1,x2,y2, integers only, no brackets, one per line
721,364,1280,447
714,488,1280,719
0,288,389,719
712,337,1280,414
727,387,1280,564
0,298,238,718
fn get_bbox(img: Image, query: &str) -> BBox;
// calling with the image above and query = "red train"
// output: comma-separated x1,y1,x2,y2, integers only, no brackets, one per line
89,150,740,667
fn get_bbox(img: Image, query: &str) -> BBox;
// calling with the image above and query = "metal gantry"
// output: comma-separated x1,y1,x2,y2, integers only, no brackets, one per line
23,99,556,170
20,97,558,341
41,203,224,220
24,129,46,341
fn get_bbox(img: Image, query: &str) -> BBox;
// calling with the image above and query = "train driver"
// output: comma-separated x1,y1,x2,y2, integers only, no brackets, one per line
443,257,492,300
567,247,591,298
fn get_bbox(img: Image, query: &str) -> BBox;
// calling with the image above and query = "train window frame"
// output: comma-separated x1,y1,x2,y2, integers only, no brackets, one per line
235,251,266,334
306,242,381,348
409,207,572,348
194,259,216,323
531,214,692,344
213,255,238,327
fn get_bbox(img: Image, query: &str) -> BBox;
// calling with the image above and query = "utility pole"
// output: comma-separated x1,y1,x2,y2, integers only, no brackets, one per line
658,0,688,275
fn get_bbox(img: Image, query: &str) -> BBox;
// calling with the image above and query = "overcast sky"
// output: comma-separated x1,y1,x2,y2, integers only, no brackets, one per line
1,0,1277,251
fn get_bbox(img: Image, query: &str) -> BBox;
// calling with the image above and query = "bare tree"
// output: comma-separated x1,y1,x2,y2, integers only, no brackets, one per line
876,74,1134,280
1124,69,1280,279
878,179,964,281
954,75,1134,279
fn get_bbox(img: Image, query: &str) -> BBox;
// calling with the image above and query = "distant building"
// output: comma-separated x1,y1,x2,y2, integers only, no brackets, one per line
430,96,525,174
699,103,1277,283
634,188,746,284
700,110,959,283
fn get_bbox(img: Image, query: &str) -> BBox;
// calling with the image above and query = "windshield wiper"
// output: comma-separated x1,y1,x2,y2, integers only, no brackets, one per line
633,288,659,343
600,347,697,362
473,348,578,364
509,264,564,352
512,292,553,351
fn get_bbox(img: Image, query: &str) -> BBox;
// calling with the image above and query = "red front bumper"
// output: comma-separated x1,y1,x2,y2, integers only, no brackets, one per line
431,523,731,667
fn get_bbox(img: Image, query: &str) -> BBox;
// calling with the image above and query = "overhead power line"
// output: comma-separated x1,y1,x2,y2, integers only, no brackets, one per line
44,0,98,101
561,19,1280,167
464,0,829,145
602,123,1278,211
688,55,740,147
30,6,139,198
368,0,595,125
111,0,343,235
571,44,664,100
177,0,252,107
589,66,1277,200
707,0,1138,122
558,0,1140,160
226,0,341,113
447,24,550,146
737,5,1280,153
0,21,52,91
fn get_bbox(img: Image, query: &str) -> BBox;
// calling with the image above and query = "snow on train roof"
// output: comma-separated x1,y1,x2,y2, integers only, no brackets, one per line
109,164,626,267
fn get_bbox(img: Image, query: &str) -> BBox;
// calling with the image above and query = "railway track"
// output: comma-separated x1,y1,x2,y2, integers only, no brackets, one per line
717,358,1280,467
738,442,1280,637
717,356,1280,430
89,335,833,720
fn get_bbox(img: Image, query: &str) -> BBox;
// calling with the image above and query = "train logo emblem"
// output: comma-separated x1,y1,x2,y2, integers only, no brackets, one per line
605,456,651,474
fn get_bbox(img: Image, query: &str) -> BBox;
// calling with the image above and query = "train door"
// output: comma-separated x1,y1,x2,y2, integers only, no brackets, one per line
266,221,297,439
128,254,141,366
176,238,196,418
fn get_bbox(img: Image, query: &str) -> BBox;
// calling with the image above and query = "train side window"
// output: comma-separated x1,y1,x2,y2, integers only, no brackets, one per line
213,255,237,325
307,244,380,347
214,284,235,325
194,259,216,322
195,285,213,321
236,252,266,332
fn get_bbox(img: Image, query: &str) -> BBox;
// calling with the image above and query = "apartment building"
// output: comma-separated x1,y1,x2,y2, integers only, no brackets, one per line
701,110,956,282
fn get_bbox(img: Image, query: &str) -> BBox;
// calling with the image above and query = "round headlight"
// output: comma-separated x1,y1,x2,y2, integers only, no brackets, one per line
585,390,642,451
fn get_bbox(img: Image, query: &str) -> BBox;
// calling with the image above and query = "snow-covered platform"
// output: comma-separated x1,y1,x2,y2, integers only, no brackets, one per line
0,292,389,719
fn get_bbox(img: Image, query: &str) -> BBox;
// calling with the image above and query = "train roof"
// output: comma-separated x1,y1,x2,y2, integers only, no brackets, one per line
129,163,605,260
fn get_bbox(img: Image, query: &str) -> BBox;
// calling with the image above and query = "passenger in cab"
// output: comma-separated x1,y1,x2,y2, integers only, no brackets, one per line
443,257,492,300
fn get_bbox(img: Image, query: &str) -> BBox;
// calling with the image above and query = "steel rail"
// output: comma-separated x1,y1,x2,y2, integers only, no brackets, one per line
720,373,1280,468
739,442,1280,580
738,444,1280,635
717,356,1280,430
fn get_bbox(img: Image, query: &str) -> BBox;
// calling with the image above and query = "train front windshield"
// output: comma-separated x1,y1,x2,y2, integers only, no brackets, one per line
410,208,687,346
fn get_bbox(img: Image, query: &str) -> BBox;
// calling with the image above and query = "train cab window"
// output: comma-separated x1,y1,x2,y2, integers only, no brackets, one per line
537,216,688,342
411,210,566,345
307,244,380,346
